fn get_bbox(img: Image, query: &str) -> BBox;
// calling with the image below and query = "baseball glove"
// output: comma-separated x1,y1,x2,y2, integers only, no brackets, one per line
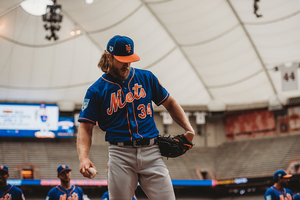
157,134,194,158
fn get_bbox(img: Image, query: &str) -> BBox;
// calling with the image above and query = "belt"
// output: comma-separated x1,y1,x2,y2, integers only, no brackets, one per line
110,137,157,148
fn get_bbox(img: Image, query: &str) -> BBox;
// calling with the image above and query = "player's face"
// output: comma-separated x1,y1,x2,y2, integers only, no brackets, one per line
0,171,9,186
58,170,71,183
109,56,131,81
280,178,290,187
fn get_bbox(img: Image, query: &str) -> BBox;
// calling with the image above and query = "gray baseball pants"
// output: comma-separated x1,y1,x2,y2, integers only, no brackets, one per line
107,144,176,200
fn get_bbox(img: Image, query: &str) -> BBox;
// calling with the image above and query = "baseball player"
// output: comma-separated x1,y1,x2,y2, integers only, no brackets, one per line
46,165,84,200
77,35,194,200
294,179,300,200
264,169,293,200
102,190,137,200
295,193,300,200
39,104,49,133
0,164,25,200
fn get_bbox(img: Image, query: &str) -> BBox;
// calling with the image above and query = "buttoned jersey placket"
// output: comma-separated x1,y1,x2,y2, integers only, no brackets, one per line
122,80,139,139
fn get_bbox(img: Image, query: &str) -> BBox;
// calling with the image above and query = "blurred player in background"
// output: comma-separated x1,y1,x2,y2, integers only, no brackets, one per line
77,35,194,200
46,165,84,200
264,169,293,200
39,104,49,133
102,190,137,200
0,164,25,200
294,179,300,200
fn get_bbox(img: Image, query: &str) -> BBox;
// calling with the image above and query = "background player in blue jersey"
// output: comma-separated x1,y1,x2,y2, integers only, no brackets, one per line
294,179,300,200
264,169,293,200
0,164,25,200
77,35,195,200
46,165,84,200
102,190,137,200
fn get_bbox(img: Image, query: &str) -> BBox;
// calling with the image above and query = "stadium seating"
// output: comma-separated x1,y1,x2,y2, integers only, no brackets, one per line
1,134,300,180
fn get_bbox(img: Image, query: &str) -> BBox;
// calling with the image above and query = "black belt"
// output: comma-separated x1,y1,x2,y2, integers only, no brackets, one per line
110,137,157,148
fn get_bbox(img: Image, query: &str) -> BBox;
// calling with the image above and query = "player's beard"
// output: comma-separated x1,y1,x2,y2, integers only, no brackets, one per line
60,178,70,184
0,177,6,187
110,63,130,81
281,181,288,187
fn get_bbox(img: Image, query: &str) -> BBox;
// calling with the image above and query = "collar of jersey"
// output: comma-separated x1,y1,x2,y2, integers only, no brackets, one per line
58,185,74,192
103,67,133,83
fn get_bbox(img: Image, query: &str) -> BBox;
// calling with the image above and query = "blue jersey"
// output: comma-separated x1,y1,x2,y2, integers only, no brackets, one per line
79,67,169,142
46,185,84,200
102,191,137,200
265,186,293,200
294,193,300,200
0,184,25,200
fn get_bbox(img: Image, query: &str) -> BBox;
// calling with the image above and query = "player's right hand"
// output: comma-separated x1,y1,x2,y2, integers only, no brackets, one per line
79,158,98,178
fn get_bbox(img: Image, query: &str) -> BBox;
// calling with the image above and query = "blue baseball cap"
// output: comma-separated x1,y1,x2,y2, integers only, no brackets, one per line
106,35,140,63
57,164,72,175
273,169,292,181
0,165,8,173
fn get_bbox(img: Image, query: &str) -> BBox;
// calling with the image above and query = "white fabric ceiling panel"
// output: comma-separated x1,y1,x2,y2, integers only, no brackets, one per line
63,0,142,32
185,28,259,85
150,48,210,106
1,0,300,111
149,0,238,45
1,7,76,45
232,0,299,22
23,47,56,87
245,17,300,65
210,72,274,104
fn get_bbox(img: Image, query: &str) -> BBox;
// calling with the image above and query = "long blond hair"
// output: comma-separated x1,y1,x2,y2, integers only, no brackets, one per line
98,50,111,73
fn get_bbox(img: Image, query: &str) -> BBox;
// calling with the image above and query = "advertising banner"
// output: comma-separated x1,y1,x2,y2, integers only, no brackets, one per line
225,110,276,140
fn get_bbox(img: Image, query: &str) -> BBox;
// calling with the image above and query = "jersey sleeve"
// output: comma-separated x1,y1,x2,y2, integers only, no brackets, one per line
102,191,109,200
78,187,84,200
149,72,169,106
14,186,25,200
286,189,294,200
46,189,54,200
78,88,100,125
18,190,25,200
264,189,273,200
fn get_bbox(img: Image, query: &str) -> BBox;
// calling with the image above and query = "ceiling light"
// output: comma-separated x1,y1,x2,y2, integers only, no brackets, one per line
70,30,75,36
85,0,94,4
76,29,81,35
42,1,63,41
20,0,54,16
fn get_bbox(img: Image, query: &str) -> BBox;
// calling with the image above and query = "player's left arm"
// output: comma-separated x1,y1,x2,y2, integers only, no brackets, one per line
162,95,194,142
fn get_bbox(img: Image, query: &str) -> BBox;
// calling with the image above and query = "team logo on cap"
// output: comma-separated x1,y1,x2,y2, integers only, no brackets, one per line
62,165,66,169
125,44,131,53
109,46,113,52
0,166,3,169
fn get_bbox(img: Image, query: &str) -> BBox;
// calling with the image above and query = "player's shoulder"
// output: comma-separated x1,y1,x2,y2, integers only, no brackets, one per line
10,185,23,193
102,191,109,200
294,193,300,200
48,186,59,194
285,187,293,193
88,76,106,90
265,187,275,194
75,185,83,192
133,68,157,82
134,67,153,76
